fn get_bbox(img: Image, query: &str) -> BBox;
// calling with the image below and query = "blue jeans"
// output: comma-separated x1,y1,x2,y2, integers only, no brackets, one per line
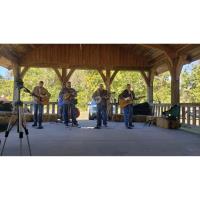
33,103,44,126
58,105,63,120
97,104,107,127
123,104,133,127
63,103,77,125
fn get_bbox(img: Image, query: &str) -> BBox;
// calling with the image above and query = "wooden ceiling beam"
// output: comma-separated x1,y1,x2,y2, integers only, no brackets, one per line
0,51,19,66
176,44,192,53
2,44,200,74
18,63,150,71
139,44,174,54
148,54,167,65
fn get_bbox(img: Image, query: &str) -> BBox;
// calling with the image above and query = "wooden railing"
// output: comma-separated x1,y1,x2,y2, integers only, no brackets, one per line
153,103,200,127
23,101,58,115
152,103,171,117
111,102,200,127
5,101,200,127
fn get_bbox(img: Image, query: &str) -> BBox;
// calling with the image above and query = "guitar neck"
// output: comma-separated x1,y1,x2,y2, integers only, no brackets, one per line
24,87,42,99
32,93,40,99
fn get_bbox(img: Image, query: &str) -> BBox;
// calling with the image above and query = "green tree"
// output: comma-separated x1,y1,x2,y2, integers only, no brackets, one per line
0,64,200,110
153,72,171,103
180,65,200,103
0,79,14,100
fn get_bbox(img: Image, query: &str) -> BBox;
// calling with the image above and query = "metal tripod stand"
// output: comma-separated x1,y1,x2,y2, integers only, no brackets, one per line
0,80,32,156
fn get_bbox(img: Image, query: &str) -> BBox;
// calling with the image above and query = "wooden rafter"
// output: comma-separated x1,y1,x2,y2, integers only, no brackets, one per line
110,70,119,84
66,69,75,81
53,68,62,83
140,44,178,66
54,68,75,83
140,71,149,85
98,70,106,83
140,44,174,54
21,67,29,78
62,68,67,80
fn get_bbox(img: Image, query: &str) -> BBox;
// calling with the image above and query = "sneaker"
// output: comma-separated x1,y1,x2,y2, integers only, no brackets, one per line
129,124,134,128
126,126,132,129
104,124,108,127
94,126,101,129
32,123,37,127
37,126,44,129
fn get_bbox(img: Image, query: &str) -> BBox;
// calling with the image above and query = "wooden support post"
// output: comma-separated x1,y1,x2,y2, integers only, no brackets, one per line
140,70,154,104
61,68,67,83
147,72,154,104
168,56,185,105
13,68,17,102
170,67,181,105
13,66,21,103
98,69,119,118
105,69,111,93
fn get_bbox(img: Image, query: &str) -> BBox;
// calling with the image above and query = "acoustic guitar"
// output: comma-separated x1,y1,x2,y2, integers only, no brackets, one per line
119,96,145,109
63,91,76,101
24,87,50,105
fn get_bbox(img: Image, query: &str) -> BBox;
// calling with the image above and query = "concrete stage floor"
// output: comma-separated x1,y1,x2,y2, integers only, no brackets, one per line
1,120,200,156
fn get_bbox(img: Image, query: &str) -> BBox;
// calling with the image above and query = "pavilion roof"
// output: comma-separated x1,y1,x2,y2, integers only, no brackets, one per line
0,44,200,74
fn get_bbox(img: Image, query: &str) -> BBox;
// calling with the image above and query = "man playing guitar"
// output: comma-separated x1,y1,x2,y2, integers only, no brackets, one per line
119,84,141,129
59,81,78,127
92,84,109,129
32,81,51,129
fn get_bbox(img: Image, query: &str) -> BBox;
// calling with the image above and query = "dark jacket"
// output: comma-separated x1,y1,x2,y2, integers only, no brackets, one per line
59,87,77,104
92,89,108,106
119,89,135,100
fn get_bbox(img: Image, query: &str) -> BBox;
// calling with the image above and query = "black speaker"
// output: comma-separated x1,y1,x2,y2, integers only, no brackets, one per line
0,124,8,132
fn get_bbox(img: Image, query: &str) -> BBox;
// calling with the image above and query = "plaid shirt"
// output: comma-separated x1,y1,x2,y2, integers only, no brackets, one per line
32,86,51,104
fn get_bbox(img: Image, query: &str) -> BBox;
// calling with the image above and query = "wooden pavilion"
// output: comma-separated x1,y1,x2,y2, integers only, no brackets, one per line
0,44,200,157
0,44,200,106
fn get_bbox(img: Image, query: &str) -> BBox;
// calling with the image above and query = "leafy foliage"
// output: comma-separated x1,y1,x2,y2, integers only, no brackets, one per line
0,64,200,110
153,71,171,103
180,64,200,102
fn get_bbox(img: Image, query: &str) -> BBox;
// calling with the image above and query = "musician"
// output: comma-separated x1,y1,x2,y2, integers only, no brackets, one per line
119,84,138,129
59,81,78,126
32,81,51,129
92,84,109,129
58,82,66,121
